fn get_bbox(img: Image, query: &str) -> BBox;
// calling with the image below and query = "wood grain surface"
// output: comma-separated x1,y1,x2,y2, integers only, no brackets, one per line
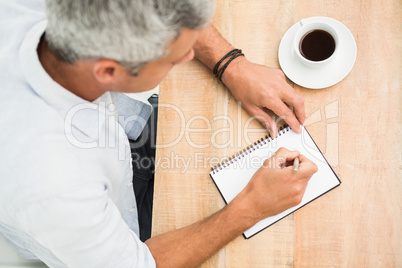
152,0,402,267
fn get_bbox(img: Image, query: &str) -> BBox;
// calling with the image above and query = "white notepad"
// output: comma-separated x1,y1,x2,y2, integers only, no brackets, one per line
210,126,340,238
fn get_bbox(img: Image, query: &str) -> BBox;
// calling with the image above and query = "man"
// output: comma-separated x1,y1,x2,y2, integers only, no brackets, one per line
0,0,317,267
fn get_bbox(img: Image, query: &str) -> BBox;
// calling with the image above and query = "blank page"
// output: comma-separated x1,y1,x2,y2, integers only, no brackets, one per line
210,126,340,238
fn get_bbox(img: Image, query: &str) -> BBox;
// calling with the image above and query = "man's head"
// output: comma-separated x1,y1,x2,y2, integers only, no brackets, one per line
44,0,214,94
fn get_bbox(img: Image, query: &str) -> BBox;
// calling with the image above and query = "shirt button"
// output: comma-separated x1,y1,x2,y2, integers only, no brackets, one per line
129,208,136,212
127,182,133,187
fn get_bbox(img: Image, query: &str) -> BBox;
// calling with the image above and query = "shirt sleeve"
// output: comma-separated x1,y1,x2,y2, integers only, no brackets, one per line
15,182,156,268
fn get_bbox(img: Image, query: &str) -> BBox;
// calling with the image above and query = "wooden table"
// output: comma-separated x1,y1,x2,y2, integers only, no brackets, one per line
152,0,402,267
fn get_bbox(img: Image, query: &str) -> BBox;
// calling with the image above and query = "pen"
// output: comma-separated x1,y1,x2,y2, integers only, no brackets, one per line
293,157,299,172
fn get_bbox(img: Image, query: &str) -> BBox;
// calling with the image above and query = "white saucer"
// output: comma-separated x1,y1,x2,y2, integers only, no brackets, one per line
278,16,357,89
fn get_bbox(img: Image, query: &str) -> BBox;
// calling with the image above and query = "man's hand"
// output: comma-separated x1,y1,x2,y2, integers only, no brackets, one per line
221,57,306,137
236,147,318,222
194,25,305,137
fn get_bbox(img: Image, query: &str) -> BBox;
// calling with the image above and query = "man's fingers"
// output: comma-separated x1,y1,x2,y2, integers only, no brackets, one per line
252,108,278,137
269,101,301,134
296,154,309,163
299,160,318,174
281,89,306,125
295,106,306,126
296,154,319,175
274,148,300,161
271,148,300,168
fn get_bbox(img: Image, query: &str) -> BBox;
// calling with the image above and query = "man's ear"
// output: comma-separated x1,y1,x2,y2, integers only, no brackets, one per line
92,59,122,85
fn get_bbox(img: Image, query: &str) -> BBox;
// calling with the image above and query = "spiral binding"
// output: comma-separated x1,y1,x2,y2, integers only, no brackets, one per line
211,124,290,174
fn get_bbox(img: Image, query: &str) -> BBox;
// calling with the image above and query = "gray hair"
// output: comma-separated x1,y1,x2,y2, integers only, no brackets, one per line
45,0,215,75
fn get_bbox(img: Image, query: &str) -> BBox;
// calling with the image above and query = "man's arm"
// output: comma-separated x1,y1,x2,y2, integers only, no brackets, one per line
193,25,306,137
145,148,317,268
145,191,252,268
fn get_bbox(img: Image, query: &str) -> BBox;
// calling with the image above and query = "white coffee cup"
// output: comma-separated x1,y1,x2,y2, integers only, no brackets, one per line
293,19,339,68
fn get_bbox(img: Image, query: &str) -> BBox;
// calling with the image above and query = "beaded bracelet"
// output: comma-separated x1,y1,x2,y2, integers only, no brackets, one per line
213,49,245,81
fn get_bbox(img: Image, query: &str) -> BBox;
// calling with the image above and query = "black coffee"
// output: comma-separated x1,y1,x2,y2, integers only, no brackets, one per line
299,30,335,61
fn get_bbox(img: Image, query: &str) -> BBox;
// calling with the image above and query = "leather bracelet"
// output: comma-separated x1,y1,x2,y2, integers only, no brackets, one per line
213,49,239,76
217,50,244,81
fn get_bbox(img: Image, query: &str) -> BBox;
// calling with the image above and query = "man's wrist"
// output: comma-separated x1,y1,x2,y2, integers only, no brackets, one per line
226,188,259,231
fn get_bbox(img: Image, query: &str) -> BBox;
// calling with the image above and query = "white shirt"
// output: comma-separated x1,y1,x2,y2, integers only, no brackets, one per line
0,1,156,267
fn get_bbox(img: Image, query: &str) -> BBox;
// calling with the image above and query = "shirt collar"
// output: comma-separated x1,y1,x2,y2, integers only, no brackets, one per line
117,93,152,140
19,20,106,140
